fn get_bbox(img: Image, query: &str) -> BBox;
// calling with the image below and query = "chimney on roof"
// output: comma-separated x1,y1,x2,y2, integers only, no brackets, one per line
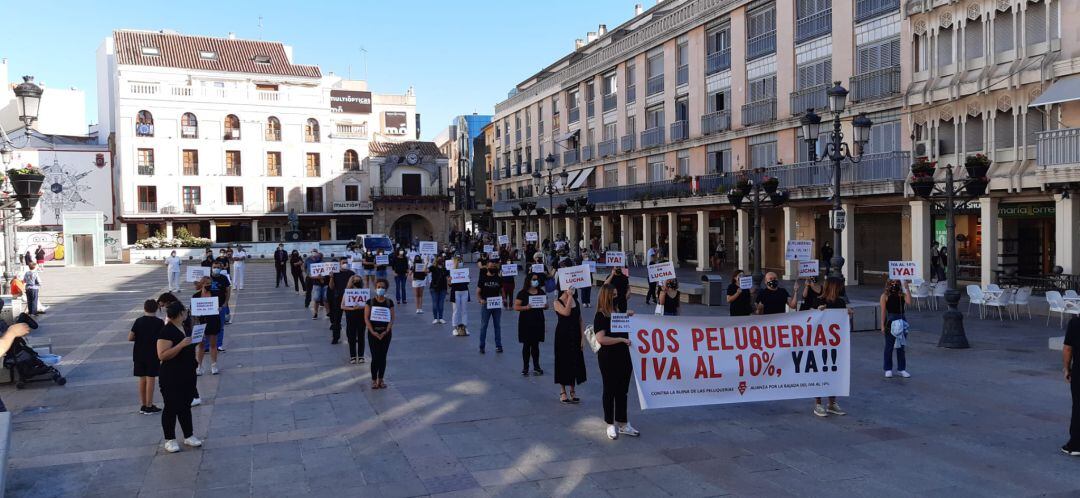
227,32,236,40
575,38,585,50
599,24,607,36
586,31,598,43
635,3,643,15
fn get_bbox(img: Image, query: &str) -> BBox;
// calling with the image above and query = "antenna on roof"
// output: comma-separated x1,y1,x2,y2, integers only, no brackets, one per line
257,15,263,40
359,46,368,81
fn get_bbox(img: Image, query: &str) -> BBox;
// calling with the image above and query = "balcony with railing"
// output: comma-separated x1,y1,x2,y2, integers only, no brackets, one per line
741,98,777,126
372,186,447,198
598,138,618,158
1037,128,1080,167
586,100,596,119
334,123,367,139
138,201,158,213
640,127,665,149
850,67,901,102
267,201,285,213
568,107,581,124
587,180,692,205
701,111,731,135
602,93,617,112
676,65,689,87
790,84,829,116
626,85,637,104
581,144,594,162
856,0,899,23
121,82,325,107
647,75,664,96
563,149,579,166
795,9,832,44
670,120,689,142
138,165,155,175
621,134,636,153
706,49,731,75
747,31,777,60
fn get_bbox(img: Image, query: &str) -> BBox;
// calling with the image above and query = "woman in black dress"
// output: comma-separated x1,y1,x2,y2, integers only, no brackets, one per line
156,301,201,453
553,287,586,404
289,250,305,293
813,277,850,418
340,275,366,365
513,274,547,376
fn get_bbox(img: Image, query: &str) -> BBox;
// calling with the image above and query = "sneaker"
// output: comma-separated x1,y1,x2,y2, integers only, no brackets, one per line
146,405,161,413
415,309,422,314
479,348,486,354
898,370,911,378
618,423,640,437
827,403,847,416
884,370,894,378
533,368,544,376
357,357,365,363
139,406,153,415
439,319,446,324
606,425,619,440
433,319,439,324
349,357,357,365
190,398,202,407
217,346,226,352
1061,445,1080,456
211,364,219,375
195,366,203,376
814,404,828,417
496,347,504,353
521,369,529,376
163,440,181,453
312,315,318,320
182,436,203,448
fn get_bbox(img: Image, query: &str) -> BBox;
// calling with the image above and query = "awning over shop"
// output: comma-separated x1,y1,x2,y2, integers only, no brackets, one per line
1030,75,1080,107
568,166,595,190
554,129,580,143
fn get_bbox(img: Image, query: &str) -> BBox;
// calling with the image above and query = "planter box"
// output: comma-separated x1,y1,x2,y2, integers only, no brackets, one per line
911,180,934,198
964,179,988,196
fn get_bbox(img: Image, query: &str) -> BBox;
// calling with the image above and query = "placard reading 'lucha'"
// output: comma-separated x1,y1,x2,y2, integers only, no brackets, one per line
628,310,850,409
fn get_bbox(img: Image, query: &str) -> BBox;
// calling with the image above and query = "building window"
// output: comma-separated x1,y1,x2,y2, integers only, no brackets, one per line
1025,111,1045,146
182,149,198,175
965,20,984,60
224,114,241,140
747,4,777,60
625,63,637,103
345,184,360,201
706,26,731,75
646,53,664,96
676,42,689,86
994,9,1014,53
994,109,1014,149
344,149,360,171
707,142,731,174
180,112,198,138
138,186,157,213
305,118,321,143
964,117,984,152
266,152,281,176
568,89,580,123
136,110,154,137
137,148,154,175
265,116,281,141
676,150,690,176
306,153,321,177
225,186,244,206
267,187,285,213
225,151,241,176
604,165,619,187
937,26,954,67
305,187,324,212
182,186,200,213
647,155,665,182
627,161,638,185
938,120,956,155
749,134,778,169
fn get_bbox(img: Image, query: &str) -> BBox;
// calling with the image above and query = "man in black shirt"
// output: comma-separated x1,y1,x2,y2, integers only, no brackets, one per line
274,244,289,288
476,260,504,354
328,257,355,345
604,267,630,313
129,299,164,414
755,272,797,315
1062,317,1080,456
391,251,410,304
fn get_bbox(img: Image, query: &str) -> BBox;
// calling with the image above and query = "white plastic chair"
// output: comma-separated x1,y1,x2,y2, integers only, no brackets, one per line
910,281,932,311
986,283,1001,293
966,285,985,318
982,289,1011,321
1012,287,1033,319
932,281,948,310
1046,291,1080,328
1065,290,1079,299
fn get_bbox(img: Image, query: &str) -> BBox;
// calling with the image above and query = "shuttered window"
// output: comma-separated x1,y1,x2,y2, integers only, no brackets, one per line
749,134,778,169
938,120,956,155
747,5,776,39
866,119,901,154
796,130,828,162
1025,111,1045,145
965,118,984,152
707,26,730,54
749,75,777,102
1025,1,1047,45
994,109,1014,149
937,27,954,66
994,11,1014,53
707,142,732,174
707,89,730,112
796,0,830,20
965,21,983,59
856,38,900,74
797,59,832,90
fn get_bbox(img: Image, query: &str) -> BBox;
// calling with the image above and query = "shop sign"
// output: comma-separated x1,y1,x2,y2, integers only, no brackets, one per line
332,201,373,211
997,202,1054,218
330,90,372,114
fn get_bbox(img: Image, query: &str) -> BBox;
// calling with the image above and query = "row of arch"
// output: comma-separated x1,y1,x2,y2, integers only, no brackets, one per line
135,110,322,143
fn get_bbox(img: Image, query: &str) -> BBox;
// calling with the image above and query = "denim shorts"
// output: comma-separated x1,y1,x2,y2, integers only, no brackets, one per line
312,284,327,303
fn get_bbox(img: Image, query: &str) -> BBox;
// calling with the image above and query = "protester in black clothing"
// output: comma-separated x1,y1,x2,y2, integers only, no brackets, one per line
156,301,201,453
156,292,202,407
513,275,547,376
129,299,163,415
799,277,823,311
477,261,504,354
192,277,222,375
726,270,753,316
813,277,850,418
200,250,214,268
365,279,395,389
392,251,410,304
328,257,355,345
603,267,630,313
755,272,797,315
428,256,449,324
880,279,912,379
593,284,639,440
274,244,289,288
553,287,586,404
340,275,367,365
23,250,32,267
820,242,834,276
214,249,230,270
658,278,680,316
1062,317,1080,456
410,255,427,314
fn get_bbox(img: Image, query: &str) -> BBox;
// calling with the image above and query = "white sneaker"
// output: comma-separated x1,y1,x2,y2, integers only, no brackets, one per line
618,423,640,437
163,439,181,453
814,404,828,417
211,364,219,375
433,319,439,324
606,425,618,440
884,370,894,378
190,398,202,407
439,319,446,324
898,370,911,378
195,366,203,376
827,403,847,416
183,436,203,447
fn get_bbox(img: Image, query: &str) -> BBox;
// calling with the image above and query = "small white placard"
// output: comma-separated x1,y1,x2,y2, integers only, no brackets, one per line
450,268,470,284
483,244,494,253
191,297,219,316
414,263,426,272
190,324,206,344
419,241,438,255
186,266,211,282
375,255,390,266
531,263,546,274
525,231,539,242
785,240,814,261
343,288,366,307
489,252,500,260
528,294,547,308
445,260,456,270
739,276,754,290
889,261,920,281
798,260,820,278
611,313,631,334
370,306,392,322
583,260,597,273
412,279,426,288
558,265,592,290
647,262,676,283
605,251,626,267
486,296,503,309
498,235,510,245
308,262,338,277
501,264,518,276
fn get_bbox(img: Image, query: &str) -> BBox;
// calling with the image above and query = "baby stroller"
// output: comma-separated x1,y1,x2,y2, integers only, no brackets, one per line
3,314,65,389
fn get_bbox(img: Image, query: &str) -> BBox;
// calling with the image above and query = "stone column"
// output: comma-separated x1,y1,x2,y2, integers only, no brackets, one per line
696,210,710,272
667,212,679,266
642,213,653,261
909,200,933,281
783,206,798,280
583,217,593,250
619,214,632,255
120,223,129,248
567,216,579,250
251,219,259,242
841,203,857,285
1056,193,1080,274
365,217,373,234
980,196,999,286
737,210,750,271
330,218,338,241
165,221,174,239
600,214,611,250
209,220,218,242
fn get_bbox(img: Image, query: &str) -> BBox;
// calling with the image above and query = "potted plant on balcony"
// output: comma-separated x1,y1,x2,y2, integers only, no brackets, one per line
735,177,751,196
727,190,745,208
964,176,989,196
762,176,779,194
964,153,991,179
672,174,692,184
556,204,567,214
909,157,936,198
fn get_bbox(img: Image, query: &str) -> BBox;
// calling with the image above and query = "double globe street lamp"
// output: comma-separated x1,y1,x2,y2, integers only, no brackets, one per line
447,175,475,255
557,195,595,259
727,171,788,287
0,76,47,295
535,154,569,257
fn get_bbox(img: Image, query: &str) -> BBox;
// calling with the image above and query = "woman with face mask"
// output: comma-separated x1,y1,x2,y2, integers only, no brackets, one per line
392,250,410,305
813,277,850,417
799,276,823,311
450,256,470,336
411,255,427,314
289,250,305,294
513,274,547,376
880,279,912,379
340,275,367,365
428,256,449,325
726,270,753,316
192,276,222,375
364,279,395,389
374,250,389,282
165,251,181,292
156,301,202,453
553,287,586,404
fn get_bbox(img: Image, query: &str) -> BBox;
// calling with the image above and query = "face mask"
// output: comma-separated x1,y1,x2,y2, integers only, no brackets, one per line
212,269,221,275
766,280,778,288
376,288,386,296
531,280,539,287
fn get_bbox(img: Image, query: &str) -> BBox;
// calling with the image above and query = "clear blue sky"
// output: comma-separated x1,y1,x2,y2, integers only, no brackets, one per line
2,0,639,140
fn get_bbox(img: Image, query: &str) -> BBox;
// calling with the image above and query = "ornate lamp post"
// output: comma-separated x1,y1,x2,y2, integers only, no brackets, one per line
535,154,568,257
800,82,874,280
560,195,595,258
447,175,475,256
0,76,45,296
727,169,788,287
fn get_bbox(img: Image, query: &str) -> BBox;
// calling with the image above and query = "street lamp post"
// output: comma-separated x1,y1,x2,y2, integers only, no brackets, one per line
560,196,594,259
0,76,45,297
727,169,787,287
448,175,474,256
800,82,873,281
536,154,568,259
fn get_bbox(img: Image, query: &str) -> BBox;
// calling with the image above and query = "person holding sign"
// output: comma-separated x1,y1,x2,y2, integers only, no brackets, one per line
428,256,449,325
658,276,681,316
726,270,754,316
799,276,823,311
500,259,516,310
328,258,355,345
450,256,471,336
513,275,547,376
340,275,367,365
364,279,395,389
192,277,223,375
374,250,389,281
362,250,377,288
813,277,850,417
289,250,305,293
156,301,201,453
879,280,913,379
593,285,639,440
392,250,410,305
755,272,797,315
603,267,630,313
553,288,586,404
477,261,504,354
410,255,427,314
156,293,202,407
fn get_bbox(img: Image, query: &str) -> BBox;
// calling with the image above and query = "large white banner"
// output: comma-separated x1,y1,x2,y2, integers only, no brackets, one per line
628,310,850,409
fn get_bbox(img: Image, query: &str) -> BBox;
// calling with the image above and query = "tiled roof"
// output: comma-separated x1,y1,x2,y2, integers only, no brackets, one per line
369,141,445,159
113,30,321,78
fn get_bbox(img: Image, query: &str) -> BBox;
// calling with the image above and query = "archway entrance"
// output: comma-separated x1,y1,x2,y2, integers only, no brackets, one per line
390,214,435,246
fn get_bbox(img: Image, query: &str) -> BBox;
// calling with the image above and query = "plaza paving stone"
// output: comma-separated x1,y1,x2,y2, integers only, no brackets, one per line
0,263,1077,497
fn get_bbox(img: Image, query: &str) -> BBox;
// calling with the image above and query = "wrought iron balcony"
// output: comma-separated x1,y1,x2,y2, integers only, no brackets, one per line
568,107,580,124
138,202,158,213
372,186,447,198
706,49,731,75
850,67,901,102
598,138,618,158
790,84,829,116
701,111,731,135
1037,128,1080,167
267,201,285,213
138,165,155,175
795,9,832,44
563,149,579,166
747,31,777,60
741,98,777,126
670,120,689,142
676,65,689,87
647,75,664,96
581,144,594,162
621,134,636,153
587,180,692,205
640,127,665,149
602,93,617,112
856,0,900,23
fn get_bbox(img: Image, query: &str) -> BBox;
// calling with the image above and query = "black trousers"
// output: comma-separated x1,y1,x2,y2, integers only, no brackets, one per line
368,331,392,380
1070,373,1080,448
521,341,540,370
160,386,194,440
345,312,365,358
597,344,632,424
275,264,289,287
614,296,628,313
304,278,313,308
646,282,657,303
291,269,304,292
328,297,343,341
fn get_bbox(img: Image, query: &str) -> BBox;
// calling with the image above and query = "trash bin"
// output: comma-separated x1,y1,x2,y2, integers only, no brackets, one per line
700,274,726,306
